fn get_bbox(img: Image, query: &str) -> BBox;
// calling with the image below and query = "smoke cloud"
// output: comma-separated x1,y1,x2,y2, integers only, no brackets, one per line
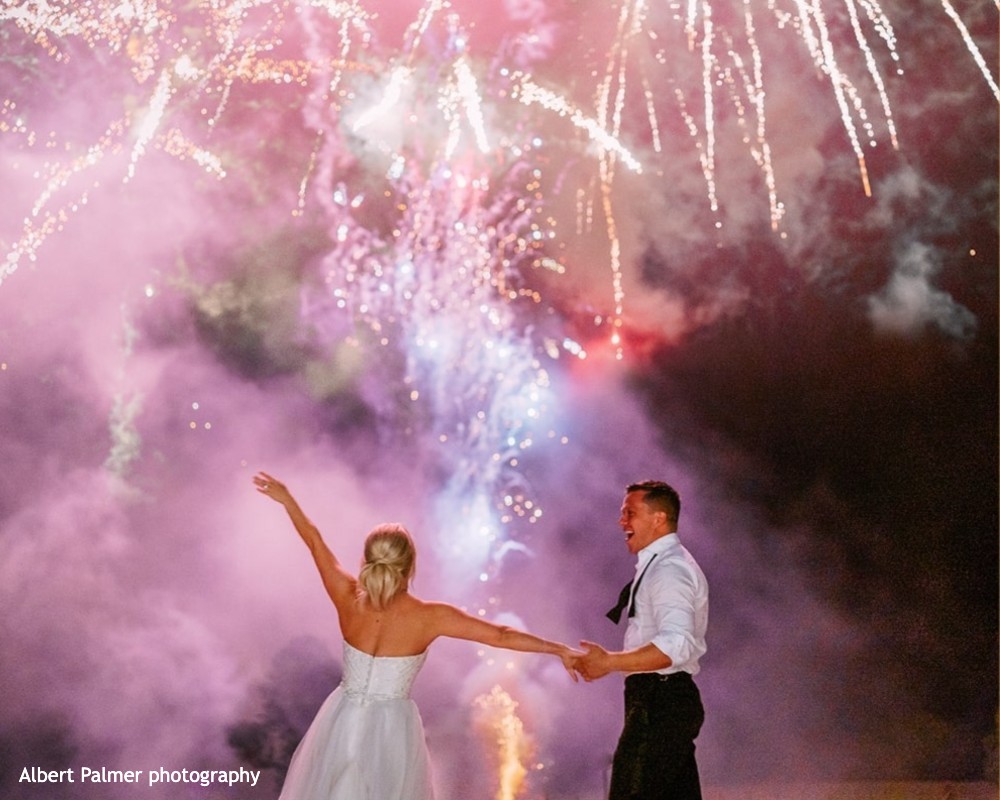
0,1,996,799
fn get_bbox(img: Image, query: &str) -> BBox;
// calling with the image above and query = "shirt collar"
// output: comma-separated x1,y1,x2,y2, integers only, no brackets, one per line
635,531,679,569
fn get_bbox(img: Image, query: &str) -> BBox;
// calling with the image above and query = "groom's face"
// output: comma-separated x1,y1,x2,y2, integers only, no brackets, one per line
619,491,663,555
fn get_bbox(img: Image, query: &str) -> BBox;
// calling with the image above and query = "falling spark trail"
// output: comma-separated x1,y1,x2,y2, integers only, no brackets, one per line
452,56,491,155
939,0,1000,101
127,69,173,182
727,8,783,229
779,0,877,196
510,78,643,174
351,66,413,133
844,0,899,150
700,1,718,209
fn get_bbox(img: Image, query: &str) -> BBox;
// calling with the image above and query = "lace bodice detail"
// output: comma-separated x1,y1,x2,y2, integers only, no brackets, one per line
340,641,427,702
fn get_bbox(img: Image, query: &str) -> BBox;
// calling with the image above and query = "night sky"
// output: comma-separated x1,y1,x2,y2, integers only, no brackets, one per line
0,1,996,798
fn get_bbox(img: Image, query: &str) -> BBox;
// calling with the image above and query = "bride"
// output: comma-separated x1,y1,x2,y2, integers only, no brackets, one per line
254,471,579,800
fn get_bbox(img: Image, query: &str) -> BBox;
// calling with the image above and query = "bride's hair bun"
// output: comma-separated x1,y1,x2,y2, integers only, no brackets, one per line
359,524,416,610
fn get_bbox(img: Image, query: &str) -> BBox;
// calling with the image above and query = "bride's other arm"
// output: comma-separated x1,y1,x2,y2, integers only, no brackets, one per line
254,472,356,611
428,602,580,680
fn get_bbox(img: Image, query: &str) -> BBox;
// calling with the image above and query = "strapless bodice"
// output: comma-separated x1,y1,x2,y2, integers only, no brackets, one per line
340,641,427,702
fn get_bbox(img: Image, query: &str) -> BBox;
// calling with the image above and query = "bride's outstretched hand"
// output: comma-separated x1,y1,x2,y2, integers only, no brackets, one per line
254,471,292,505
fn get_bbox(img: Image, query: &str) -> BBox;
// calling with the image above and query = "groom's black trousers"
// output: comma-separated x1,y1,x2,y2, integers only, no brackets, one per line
608,671,705,800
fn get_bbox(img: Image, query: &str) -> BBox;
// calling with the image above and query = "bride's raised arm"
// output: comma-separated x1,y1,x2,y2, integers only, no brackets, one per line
426,602,580,680
254,472,356,612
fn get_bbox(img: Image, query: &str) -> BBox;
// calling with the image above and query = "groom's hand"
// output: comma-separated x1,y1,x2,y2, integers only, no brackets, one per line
576,640,613,682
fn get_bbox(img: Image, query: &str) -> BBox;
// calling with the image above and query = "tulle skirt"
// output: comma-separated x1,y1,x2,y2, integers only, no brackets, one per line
278,687,435,800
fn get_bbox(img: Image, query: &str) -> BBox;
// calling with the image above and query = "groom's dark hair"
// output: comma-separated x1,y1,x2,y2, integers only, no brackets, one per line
626,480,680,527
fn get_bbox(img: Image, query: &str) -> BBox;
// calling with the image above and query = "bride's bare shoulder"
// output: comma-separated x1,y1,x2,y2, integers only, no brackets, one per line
402,595,460,620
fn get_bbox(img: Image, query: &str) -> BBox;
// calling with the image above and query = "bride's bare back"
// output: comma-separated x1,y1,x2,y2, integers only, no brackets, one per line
339,590,450,657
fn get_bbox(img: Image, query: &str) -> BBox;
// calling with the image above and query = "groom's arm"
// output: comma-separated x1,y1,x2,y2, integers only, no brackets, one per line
575,641,672,681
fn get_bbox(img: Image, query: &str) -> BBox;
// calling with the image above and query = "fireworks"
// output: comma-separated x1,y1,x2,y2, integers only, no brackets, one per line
0,0,996,602
0,0,995,602
1,0,995,589
2,0,995,295
474,685,532,800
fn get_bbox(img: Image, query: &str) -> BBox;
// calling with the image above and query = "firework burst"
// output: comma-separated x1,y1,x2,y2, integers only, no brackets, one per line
0,0,995,598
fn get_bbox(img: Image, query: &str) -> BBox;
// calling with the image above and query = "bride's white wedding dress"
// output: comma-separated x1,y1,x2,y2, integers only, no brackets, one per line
278,641,434,800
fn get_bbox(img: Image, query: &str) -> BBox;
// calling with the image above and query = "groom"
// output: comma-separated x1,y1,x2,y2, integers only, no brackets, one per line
575,480,709,800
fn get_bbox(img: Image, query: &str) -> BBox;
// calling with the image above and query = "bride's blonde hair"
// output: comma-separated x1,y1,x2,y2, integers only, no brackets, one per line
358,523,416,611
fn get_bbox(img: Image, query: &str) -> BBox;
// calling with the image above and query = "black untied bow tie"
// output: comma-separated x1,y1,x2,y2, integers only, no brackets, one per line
606,556,657,624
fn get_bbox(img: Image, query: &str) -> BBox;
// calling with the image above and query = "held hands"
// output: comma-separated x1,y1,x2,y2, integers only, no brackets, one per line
558,645,586,683
573,640,614,682
556,642,613,683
